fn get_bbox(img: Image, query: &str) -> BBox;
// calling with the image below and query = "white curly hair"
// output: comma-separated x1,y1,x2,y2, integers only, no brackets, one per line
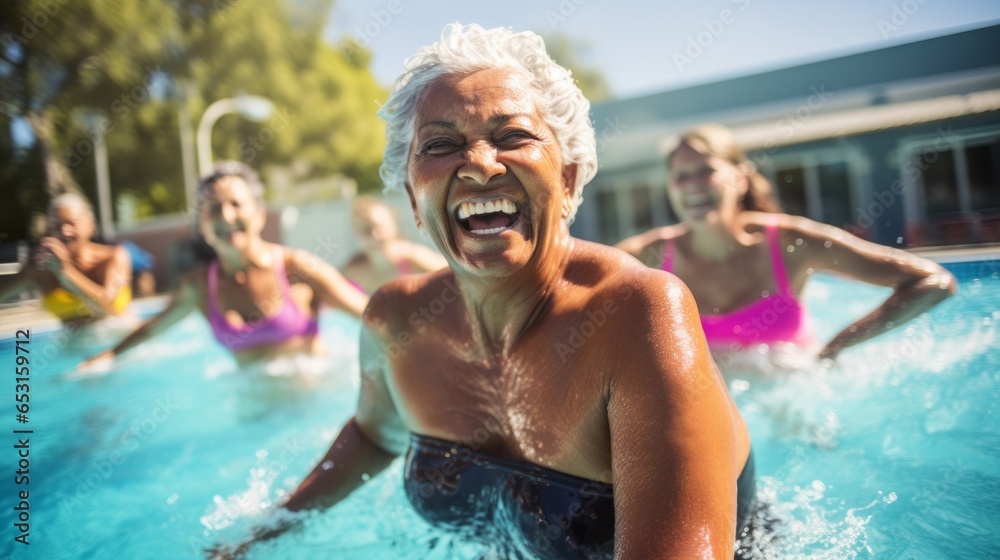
377,23,598,225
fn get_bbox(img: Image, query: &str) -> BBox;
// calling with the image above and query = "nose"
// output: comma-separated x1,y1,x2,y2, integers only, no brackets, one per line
220,203,238,223
458,141,505,185
60,223,74,238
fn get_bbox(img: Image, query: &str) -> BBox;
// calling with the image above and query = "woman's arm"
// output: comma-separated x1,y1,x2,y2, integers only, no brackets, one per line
79,276,199,368
287,249,369,318
787,216,957,359
607,273,741,559
613,227,678,268
41,239,132,315
401,241,447,273
209,295,406,558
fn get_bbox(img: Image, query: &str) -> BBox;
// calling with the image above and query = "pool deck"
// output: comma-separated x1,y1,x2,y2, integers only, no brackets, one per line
0,295,169,339
909,243,1000,263
1,243,997,338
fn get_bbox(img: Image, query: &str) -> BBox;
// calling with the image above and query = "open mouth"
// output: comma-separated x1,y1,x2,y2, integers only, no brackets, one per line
456,198,521,235
215,224,246,240
684,194,716,212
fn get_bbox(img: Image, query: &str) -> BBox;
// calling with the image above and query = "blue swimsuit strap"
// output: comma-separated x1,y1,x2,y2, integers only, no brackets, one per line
410,433,614,497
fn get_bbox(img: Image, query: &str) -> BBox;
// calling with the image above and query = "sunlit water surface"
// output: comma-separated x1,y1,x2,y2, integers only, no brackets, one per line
1,260,997,559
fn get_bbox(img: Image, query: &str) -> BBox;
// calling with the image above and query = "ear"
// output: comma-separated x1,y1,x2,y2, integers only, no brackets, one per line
561,163,579,219
403,181,422,229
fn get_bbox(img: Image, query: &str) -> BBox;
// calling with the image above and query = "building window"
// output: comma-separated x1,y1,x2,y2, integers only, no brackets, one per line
595,190,619,242
817,162,853,227
769,155,860,229
775,167,808,217
904,129,1000,244
630,184,654,231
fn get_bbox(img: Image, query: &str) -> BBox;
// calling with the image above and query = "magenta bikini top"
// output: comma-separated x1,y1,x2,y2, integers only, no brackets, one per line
663,219,812,347
207,249,319,353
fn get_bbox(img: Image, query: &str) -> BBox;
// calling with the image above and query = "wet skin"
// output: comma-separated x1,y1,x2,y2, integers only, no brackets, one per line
343,204,446,294
283,68,752,560
616,144,957,359
0,205,131,323
80,177,367,368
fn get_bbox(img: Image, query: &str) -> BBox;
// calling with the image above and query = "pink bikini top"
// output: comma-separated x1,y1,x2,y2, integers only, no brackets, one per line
207,248,319,353
663,220,812,347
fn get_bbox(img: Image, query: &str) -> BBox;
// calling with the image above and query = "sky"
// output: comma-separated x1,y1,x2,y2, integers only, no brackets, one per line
323,0,1000,100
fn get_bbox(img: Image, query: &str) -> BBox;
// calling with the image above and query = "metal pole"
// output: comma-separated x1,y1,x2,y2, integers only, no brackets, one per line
178,95,197,212
93,128,115,241
196,98,239,177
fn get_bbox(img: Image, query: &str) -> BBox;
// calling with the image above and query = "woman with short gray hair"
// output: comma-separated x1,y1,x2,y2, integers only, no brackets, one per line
221,24,757,560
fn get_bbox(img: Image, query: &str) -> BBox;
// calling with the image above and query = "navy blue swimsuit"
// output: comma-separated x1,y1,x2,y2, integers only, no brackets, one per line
404,433,757,560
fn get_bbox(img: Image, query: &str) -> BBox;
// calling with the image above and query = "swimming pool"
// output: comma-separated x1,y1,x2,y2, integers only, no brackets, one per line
1,258,997,559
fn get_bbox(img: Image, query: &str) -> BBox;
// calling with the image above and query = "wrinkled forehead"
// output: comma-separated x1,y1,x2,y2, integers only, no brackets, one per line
53,205,93,225
414,68,541,129
201,176,254,204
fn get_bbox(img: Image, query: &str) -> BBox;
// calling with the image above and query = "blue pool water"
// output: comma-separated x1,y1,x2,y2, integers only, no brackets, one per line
1,259,998,559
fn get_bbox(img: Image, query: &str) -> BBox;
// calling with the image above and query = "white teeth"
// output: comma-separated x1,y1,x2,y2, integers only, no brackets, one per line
470,226,507,234
457,199,520,219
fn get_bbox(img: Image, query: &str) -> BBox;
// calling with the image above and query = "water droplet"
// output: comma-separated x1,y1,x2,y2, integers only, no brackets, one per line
824,241,832,248
733,325,742,334
787,245,795,252
255,449,268,459
321,460,334,470
757,343,769,354
811,480,826,492
361,473,371,481
761,290,769,298
795,238,803,246
712,307,720,314
806,267,814,275
886,321,895,329
167,493,179,505
886,492,897,504
896,237,904,244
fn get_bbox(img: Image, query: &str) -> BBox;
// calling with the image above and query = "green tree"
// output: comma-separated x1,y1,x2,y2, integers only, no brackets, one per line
542,34,613,103
0,0,180,200
1,0,388,240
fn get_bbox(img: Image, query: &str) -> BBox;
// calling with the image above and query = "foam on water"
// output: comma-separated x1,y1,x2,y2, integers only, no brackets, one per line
1,265,997,559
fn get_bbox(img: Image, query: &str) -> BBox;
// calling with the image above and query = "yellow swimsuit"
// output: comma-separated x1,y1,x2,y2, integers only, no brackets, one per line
42,286,131,321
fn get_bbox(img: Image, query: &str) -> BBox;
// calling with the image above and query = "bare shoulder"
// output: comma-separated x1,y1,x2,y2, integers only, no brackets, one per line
394,240,446,272
614,225,685,267
93,242,129,266
282,246,344,280
363,267,453,337
595,259,708,390
615,225,683,252
573,239,694,332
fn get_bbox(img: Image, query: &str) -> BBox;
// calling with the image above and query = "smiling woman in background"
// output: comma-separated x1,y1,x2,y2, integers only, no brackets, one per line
80,162,367,370
219,24,758,560
342,195,446,294
0,193,132,325
616,124,956,362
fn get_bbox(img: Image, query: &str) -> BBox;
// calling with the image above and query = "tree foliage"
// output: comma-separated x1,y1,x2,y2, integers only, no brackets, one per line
0,0,387,240
543,34,613,103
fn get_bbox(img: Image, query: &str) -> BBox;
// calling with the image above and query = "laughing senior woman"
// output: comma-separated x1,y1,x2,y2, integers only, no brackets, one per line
220,24,757,560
